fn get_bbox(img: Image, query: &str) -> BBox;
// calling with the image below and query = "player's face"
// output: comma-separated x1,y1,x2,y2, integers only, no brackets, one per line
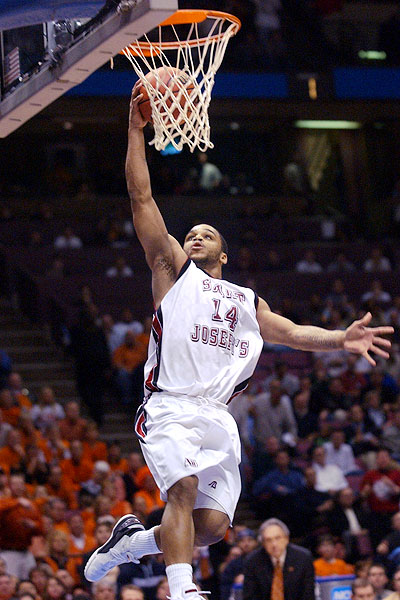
183,224,227,268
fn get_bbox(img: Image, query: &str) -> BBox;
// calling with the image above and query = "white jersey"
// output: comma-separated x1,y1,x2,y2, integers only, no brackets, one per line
144,259,263,405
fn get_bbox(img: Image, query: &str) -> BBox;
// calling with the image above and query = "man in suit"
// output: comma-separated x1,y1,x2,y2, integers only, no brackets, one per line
242,518,315,600
329,487,371,561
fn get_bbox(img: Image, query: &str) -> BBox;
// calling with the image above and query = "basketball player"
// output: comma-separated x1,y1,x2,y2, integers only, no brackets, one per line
85,86,394,600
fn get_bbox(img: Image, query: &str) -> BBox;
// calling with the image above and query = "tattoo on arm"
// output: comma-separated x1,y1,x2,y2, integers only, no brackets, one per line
291,326,344,351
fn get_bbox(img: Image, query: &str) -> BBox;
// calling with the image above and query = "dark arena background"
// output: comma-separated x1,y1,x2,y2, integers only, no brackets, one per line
0,1,400,599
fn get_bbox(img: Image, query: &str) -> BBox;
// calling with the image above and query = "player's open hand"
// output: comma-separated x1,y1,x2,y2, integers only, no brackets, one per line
344,312,394,366
129,81,147,129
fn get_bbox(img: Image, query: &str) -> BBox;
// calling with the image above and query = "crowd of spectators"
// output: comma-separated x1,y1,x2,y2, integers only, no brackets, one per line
170,1,400,71
0,361,179,599
2,345,400,599
1,220,400,600
1,160,400,600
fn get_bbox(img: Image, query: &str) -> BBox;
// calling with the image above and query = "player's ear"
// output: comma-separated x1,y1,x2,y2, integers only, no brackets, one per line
220,252,228,265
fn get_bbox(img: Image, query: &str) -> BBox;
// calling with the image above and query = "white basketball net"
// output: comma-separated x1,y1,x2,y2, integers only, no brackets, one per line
121,11,240,153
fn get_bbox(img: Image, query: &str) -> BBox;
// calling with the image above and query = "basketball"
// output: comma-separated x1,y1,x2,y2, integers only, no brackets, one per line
137,66,195,125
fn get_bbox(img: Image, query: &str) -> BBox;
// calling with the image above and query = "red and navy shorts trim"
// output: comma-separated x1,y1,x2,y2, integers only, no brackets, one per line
227,377,250,405
145,306,163,393
134,402,148,442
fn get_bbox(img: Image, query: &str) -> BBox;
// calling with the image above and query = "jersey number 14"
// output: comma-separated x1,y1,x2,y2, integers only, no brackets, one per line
211,299,239,332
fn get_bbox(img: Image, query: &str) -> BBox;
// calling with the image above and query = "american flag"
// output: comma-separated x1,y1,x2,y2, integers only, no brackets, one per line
3,47,20,87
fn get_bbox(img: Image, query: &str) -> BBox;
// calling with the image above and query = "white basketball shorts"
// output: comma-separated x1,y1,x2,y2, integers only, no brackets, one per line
134,393,242,523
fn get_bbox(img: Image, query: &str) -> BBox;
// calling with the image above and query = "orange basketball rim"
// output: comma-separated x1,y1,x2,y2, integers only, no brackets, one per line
119,9,241,153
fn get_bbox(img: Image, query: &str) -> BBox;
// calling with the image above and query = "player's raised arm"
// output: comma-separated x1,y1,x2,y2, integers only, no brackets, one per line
125,85,187,304
257,298,394,366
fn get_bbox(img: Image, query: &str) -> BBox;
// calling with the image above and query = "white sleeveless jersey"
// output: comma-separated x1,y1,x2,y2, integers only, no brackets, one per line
144,259,263,405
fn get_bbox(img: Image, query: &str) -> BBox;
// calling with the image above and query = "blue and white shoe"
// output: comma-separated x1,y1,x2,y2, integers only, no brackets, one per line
84,514,145,582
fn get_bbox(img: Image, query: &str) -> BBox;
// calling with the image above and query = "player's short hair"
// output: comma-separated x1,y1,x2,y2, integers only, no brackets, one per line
218,231,228,256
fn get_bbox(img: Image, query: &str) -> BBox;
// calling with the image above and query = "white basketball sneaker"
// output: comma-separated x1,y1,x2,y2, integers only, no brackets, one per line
84,514,145,582
179,587,210,600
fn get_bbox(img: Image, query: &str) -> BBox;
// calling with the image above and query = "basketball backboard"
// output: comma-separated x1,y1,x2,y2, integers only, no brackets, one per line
0,0,178,137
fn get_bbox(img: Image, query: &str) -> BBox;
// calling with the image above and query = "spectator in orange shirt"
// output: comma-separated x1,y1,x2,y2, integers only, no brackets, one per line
7,372,33,410
0,468,9,499
60,440,93,490
18,413,45,450
45,465,77,510
0,428,25,474
40,531,76,579
58,402,87,443
134,466,165,516
0,409,12,448
103,476,132,520
313,535,355,577
112,331,146,406
46,498,69,535
112,331,146,372
39,424,70,464
67,513,96,584
0,389,24,427
131,495,148,525
21,444,48,486
107,441,129,475
93,495,113,521
68,513,95,557
122,451,144,503
82,422,107,464
0,473,43,579
80,521,113,585
76,488,96,535
82,495,114,539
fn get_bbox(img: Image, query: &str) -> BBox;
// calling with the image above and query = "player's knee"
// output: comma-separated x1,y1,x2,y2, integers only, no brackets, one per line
194,514,230,546
167,476,198,506
195,523,227,546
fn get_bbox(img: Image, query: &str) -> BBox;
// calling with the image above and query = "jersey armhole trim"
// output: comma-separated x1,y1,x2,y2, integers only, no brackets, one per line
177,258,191,281
254,292,259,310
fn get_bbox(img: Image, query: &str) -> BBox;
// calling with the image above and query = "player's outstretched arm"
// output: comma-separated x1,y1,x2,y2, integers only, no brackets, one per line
125,85,187,303
257,298,394,366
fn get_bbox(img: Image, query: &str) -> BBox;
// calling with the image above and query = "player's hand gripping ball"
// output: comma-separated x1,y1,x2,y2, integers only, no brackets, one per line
137,66,195,125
